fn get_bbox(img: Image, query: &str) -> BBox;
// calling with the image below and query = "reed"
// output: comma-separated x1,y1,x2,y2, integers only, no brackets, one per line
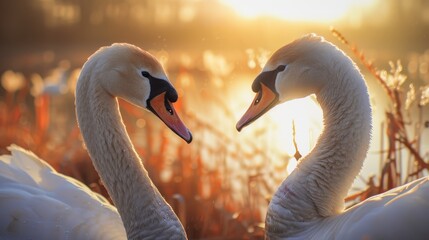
331,28,429,205
0,54,282,239
2,35,427,237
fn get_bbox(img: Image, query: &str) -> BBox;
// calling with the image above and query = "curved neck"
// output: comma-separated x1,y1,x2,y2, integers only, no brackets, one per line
266,61,372,238
75,71,186,239
308,70,372,214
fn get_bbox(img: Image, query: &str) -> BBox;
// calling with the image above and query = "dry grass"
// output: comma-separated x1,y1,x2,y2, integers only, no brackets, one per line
1,32,428,238
0,55,279,239
331,28,429,205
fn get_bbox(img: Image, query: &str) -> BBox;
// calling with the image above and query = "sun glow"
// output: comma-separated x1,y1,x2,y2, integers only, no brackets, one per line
220,0,375,22
267,97,323,173
233,85,323,173
268,96,323,156
233,82,323,174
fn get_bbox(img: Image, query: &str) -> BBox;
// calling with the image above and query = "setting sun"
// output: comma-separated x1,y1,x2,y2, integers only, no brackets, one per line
220,0,376,22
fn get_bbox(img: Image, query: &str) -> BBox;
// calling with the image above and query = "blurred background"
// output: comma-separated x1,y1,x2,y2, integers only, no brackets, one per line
1,0,428,239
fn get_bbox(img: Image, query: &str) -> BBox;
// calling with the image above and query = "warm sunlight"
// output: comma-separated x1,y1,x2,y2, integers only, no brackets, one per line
232,82,323,173
220,0,375,22
268,96,323,157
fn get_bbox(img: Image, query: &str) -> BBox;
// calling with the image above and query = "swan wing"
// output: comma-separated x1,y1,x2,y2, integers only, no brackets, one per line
296,178,429,240
0,145,126,239
327,177,429,240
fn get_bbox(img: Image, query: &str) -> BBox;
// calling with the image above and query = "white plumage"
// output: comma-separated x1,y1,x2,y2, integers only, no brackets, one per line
0,43,191,239
0,145,126,239
237,34,429,239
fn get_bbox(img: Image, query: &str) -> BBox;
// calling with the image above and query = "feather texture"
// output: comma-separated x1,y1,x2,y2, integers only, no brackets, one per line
237,34,429,239
0,145,125,239
0,43,189,239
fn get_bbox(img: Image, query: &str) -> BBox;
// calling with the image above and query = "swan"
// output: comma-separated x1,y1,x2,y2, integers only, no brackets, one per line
0,43,192,239
236,34,429,239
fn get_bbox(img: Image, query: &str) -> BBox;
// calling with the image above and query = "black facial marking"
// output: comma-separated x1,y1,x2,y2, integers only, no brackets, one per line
142,71,178,103
142,71,178,116
252,65,286,93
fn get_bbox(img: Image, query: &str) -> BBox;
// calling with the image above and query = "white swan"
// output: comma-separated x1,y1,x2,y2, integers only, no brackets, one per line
236,34,429,239
0,43,192,239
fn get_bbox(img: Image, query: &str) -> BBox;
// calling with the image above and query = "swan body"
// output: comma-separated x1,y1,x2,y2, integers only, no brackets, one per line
1,43,192,239
0,145,126,239
237,34,429,239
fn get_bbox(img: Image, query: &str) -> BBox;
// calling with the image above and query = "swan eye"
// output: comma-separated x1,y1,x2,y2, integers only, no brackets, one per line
165,98,174,115
255,91,262,105
277,65,286,72
141,71,150,78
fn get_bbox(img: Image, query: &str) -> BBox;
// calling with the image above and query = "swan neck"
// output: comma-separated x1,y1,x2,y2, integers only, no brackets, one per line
75,70,186,239
306,70,372,216
266,61,372,238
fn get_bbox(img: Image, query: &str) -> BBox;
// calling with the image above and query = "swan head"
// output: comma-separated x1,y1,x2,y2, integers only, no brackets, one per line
87,43,192,143
236,34,333,131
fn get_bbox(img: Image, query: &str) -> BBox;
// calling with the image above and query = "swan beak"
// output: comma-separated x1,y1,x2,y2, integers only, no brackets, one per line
148,92,193,143
236,83,278,131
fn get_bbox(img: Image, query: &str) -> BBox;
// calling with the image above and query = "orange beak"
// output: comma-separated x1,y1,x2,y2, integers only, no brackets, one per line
148,92,192,143
236,83,278,131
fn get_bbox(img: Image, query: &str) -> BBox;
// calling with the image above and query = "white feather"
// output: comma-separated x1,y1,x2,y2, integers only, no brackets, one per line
0,43,188,239
0,145,125,240
240,34,429,239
